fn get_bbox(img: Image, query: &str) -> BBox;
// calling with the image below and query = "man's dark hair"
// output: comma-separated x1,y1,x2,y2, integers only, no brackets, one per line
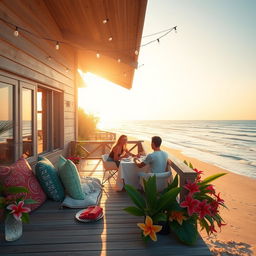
152,136,162,147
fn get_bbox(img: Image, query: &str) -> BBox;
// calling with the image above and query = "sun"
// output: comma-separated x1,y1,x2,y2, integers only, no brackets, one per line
78,72,130,129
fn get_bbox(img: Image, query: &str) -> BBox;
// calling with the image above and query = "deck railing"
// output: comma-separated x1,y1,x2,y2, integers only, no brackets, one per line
69,137,196,201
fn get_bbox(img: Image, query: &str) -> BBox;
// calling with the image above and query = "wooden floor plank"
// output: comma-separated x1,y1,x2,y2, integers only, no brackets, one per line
0,160,211,255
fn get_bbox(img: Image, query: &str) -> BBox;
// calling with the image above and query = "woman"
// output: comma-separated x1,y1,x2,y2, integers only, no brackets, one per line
108,135,137,167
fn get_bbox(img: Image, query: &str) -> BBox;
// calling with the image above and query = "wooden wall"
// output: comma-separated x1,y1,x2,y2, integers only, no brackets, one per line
0,0,77,161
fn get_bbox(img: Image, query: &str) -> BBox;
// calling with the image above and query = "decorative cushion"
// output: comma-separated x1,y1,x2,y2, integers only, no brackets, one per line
57,155,67,170
35,159,65,202
61,177,102,208
59,159,85,200
0,158,46,211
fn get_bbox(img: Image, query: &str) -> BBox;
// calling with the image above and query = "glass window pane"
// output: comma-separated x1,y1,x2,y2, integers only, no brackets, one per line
53,91,62,149
0,83,14,164
37,88,48,153
22,88,33,158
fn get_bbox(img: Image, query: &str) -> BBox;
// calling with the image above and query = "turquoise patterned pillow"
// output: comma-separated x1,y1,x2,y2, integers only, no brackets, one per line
35,160,65,202
59,160,85,200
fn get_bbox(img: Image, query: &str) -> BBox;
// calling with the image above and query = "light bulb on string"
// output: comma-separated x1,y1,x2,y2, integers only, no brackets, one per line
96,53,100,58
174,26,177,33
117,58,121,63
65,68,70,73
13,27,19,37
103,18,109,24
55,42,60,50
46,56,52,61
157,38,160,43
135,50,139,55
108,36,113,41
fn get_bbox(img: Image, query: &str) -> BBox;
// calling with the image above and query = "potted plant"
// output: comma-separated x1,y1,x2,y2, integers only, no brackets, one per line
124,175,181,241
0,184,37,241
124,163,227,245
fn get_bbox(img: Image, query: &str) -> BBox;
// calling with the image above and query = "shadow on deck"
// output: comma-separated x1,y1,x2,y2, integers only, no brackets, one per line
0,160,211,256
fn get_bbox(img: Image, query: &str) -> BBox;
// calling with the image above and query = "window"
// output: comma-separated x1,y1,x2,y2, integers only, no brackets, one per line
22,88,34,158
36,87,63,154
37,88,48,154
0,82,14,164
0,73,64,164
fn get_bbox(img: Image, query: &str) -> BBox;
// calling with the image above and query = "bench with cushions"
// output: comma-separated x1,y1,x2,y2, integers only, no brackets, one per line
0,156,102,220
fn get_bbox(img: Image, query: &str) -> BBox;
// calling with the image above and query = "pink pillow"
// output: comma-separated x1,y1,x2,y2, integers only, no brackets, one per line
0,158,46,212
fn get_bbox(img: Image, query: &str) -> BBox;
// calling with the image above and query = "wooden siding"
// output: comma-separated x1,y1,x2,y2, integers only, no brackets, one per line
0,1,77,159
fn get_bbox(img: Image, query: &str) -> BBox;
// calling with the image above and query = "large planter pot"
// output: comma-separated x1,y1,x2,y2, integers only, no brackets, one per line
5,215,23,242
158,221,170,235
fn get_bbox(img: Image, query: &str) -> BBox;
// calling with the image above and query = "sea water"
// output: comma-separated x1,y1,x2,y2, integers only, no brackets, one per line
103,120,256,179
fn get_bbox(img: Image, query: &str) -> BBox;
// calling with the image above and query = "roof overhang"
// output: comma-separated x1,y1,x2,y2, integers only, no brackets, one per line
44,0,148,89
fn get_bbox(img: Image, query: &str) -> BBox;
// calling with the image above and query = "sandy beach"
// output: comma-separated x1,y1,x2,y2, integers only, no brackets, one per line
126,135,256,255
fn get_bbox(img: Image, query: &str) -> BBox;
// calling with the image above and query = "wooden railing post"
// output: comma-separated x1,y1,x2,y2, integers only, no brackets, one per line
169,153,197,202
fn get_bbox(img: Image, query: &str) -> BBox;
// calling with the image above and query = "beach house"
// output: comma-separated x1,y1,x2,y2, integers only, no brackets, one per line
0,0,147,166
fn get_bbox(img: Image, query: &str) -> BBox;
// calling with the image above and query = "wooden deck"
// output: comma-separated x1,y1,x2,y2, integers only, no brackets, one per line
0,160,211,256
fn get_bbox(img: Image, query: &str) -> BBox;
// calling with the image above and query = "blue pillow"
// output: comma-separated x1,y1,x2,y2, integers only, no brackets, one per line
35,159,65,202
59,160,85,200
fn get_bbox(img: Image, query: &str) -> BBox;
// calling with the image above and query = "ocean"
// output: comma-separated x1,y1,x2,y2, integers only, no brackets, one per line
103,120,256,179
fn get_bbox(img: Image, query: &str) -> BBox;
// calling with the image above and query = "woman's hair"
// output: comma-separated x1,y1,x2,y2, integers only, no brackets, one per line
115,135,128,150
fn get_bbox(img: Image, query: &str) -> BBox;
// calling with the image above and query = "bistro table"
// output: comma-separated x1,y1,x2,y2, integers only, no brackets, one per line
115,156,149,191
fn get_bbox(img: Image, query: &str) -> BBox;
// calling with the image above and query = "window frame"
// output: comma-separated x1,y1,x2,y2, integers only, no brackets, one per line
0,72,64,164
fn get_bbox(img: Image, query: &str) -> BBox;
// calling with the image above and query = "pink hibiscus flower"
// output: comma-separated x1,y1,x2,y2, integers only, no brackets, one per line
180,196,200,216
196,200,211,219
184,182,200,195
6,201,30,221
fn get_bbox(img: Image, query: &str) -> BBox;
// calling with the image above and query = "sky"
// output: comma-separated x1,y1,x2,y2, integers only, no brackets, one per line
78,0,256,122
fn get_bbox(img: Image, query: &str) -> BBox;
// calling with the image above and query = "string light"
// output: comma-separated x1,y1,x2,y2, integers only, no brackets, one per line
55,41,60,50
135,50,139,55
96,53,100,58
102,19,109,24
117,58,121,63
46,56,52,61
65,68,70,73
108,36,113,41
13,27,19,37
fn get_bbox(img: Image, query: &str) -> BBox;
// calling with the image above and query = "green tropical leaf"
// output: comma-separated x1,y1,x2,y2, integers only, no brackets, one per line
6,186,29,194
189,162,194,169
170,218,198,245
24,199,38,205
153,212,167,223
162,174,179,194
124,184,146,210
199,173,227,186
156,187,181,213
21,212,30,223
123,206,145,216
144,176,157,212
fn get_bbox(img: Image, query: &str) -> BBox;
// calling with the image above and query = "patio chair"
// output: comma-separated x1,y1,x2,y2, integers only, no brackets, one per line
138,171,172,192
101,154,119,185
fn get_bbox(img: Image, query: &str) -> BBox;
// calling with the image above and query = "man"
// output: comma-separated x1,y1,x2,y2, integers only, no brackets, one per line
134,136,169,173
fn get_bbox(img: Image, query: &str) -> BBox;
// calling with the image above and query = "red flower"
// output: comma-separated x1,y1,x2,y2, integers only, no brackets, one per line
196,200,211,219
194,168,203,175
184,182,200,195
210,200,219,215
206,185,215,194
217,221,227,230
180,196,200,216
209,224,217,234
215,192,224,204
6,201,30,221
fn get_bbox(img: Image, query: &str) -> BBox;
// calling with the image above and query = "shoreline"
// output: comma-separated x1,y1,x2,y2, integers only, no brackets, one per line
124,134,256,255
